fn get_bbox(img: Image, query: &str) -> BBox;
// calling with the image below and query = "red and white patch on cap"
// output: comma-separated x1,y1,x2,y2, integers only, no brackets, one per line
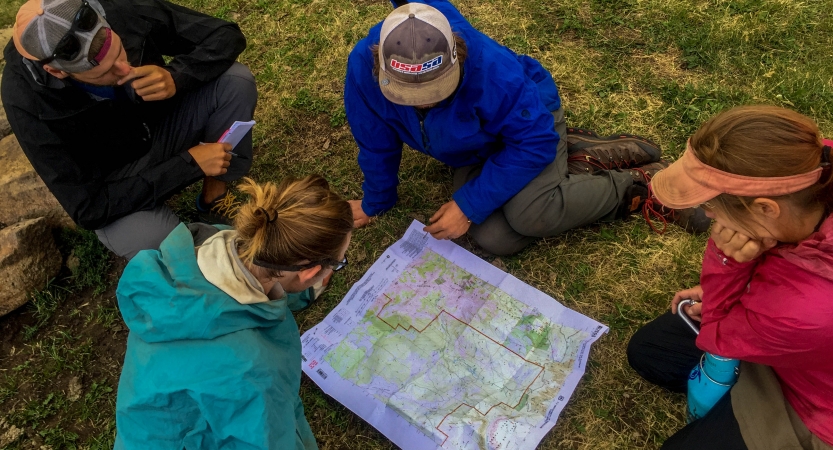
389,55,443,75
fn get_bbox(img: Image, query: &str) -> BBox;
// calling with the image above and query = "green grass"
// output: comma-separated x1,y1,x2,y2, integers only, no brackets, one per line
2,0,832,448
0,229,116,449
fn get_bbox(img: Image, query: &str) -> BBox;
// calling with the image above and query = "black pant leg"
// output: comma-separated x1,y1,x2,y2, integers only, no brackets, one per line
661,393,748,450
627,311,703,393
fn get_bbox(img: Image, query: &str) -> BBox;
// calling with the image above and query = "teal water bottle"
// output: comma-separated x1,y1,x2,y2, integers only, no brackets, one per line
677,299,740,422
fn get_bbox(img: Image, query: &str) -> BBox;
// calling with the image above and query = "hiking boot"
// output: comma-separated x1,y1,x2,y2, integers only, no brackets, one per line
566,127,663,175
618,184,650,218
196,190,240,225
617,162,712,234
642,186,712,235
622,160,670,184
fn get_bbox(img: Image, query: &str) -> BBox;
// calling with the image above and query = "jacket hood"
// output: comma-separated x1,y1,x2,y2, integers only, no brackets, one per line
116,223,288,344
772,213,833,282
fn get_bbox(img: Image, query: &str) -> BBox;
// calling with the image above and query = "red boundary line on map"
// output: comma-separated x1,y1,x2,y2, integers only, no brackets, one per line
377,294,545,446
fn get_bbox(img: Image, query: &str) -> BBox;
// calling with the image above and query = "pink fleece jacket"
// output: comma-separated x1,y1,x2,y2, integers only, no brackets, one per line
697,214,833,445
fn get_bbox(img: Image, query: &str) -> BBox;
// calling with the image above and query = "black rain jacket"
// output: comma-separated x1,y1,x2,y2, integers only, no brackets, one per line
1,0,246,229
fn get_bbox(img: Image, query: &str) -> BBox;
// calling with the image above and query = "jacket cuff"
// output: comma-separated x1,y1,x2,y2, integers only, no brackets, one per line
179,150,201,171
166,66,197,92
452,190,485,224
361,198,393,218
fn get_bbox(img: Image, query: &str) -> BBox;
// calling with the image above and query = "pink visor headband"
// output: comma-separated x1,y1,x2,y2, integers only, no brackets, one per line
650,139,832,209
683,140,831,196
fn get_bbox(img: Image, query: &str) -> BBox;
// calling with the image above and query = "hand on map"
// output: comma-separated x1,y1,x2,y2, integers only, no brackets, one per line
118,65,177,101
711,222,776,263
670,285,703,322
188,143,232,176
424,200,471,240
349,200,374,228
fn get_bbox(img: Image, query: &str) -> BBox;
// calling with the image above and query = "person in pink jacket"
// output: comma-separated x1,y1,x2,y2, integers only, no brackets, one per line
627,105,833,450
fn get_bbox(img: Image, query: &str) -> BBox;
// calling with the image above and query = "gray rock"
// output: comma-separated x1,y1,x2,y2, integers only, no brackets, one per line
0,218,62,317
0,28,12,62
0,135,73,229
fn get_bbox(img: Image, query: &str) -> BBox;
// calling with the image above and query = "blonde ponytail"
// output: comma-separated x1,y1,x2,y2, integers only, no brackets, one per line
234,176,353,274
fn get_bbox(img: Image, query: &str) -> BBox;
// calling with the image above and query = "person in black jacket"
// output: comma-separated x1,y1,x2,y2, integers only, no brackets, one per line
3,0,257,259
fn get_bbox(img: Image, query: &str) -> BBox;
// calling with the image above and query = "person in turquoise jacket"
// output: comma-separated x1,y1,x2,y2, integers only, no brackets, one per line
114,175,353,449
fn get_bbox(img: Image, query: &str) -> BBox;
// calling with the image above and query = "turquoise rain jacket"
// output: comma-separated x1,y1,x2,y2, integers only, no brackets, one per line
114,224,317,450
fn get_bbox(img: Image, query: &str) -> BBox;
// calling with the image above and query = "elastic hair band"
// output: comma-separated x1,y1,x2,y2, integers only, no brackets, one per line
258,207,277,224
93,28,113,64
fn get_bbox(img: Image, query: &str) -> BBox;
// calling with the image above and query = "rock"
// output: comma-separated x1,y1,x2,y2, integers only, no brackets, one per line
0,218,62,317
0,78,10,138
0,28,12,62
0,424,23,447
0,135,73,228
67,377,82,402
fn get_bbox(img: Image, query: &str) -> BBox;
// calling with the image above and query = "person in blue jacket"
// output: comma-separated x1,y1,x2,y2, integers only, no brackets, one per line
114,176,353,449
345,0,708,255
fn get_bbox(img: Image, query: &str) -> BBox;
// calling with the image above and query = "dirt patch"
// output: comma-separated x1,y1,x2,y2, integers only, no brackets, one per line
0,259,127,449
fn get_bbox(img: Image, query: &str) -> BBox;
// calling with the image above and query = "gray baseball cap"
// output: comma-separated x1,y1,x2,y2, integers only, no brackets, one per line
378,3,460,106
13,0,110,73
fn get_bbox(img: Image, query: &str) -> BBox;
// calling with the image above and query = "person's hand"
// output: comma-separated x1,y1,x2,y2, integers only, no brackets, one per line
349,200,373,228
118,65,177,101
424,200,471,240
711,222,777,263
671,285,704,322
188,143,232,176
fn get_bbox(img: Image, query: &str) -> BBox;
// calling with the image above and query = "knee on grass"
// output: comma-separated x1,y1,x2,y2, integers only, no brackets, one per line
217,62,257,103
468,229,532,257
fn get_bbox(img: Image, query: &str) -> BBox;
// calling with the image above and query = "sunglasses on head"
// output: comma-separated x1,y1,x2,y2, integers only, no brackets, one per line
37,1,100,66
253,256,349,273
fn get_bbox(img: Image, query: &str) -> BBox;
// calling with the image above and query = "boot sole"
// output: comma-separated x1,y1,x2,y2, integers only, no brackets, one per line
566,127,662,163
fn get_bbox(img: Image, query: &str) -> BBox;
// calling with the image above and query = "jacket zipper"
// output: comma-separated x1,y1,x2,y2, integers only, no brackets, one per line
420,118,429,150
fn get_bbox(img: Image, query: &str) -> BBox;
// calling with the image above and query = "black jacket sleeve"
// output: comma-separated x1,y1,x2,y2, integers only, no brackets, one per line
131,0,247,91
5,102,205,229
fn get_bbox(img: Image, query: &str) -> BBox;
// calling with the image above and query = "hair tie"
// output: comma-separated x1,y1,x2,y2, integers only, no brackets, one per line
258,207,277,224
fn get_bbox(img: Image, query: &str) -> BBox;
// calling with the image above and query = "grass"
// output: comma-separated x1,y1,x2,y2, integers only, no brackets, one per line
0,229,117,449
1,0,833,448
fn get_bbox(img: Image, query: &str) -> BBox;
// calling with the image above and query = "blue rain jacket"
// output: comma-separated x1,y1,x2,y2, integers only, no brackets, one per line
345,0,561,224
114,224,317,450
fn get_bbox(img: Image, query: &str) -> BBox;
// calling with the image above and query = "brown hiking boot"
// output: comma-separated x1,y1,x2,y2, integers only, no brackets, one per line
566,127,663,174
617,160,712,234
642,186,712,234
617,184,650,218
622,160,670,184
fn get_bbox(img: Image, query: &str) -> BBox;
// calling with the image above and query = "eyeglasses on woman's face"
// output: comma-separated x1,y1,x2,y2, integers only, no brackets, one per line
253,256,349,273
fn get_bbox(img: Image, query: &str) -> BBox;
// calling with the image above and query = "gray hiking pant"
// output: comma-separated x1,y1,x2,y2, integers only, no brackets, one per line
454,107,634,255
94,62,257,260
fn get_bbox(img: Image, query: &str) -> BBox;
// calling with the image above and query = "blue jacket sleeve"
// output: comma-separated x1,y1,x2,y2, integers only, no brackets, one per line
451,72,558,224
344,49,404,217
